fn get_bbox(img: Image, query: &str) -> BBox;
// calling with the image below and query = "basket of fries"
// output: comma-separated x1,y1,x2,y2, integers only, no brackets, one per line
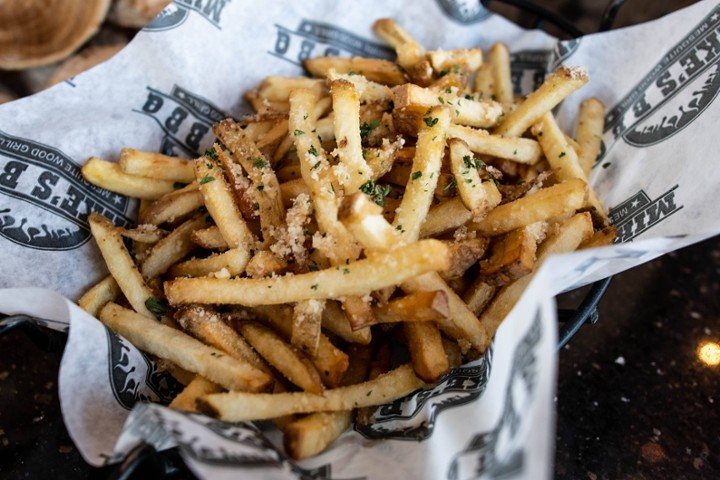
1,0,718,478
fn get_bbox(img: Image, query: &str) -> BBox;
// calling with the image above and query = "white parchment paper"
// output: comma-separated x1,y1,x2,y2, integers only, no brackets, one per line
1,1,719,478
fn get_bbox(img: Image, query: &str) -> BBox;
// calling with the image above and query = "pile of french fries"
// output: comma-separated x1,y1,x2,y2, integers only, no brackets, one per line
78,18,616,460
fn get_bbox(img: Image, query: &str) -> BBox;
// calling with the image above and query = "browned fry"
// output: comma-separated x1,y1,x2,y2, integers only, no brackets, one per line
478,212,594,339
462,278,497,316
238,321,324,394
245,250,288,278
169,375,224,412
580,224,618,249
392,83,504,135
304,56,407,86
404,321,449,382
440,237,490,281
373,291,449,324
175,305,270,373
478,226,539,286
442,336,462,369
321,300,372,345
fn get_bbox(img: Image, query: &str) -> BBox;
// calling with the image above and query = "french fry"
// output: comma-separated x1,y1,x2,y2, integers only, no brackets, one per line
198,363,425,422
99,302,274,393
428,48,483,74
283,410,353,461
292,299,324,356
194,155,254,250
462,278,497,316
256,76,327,102
448,138,502,217
420,197,473,238
190,226,228,250
168,248,251,278
448,124,542,164
576,97,605,177
246,305,350,388
169,375,224,412
404,321,449,382
139,183,203,226
89,212,158,319
468,178,588,236
488,42,514,105
140,215,207,279
119,148,195,183
478,226,539,286
238,321,324,394
393,106,450,243
165,239,450,306
392,83,503,135
373,18,431,85
373,291,450,324
326,69,393,103
304,56,407,86
441,237,490,280
494,66,589,138
175,305,269,373
321,300,372,345
478,212,594,338
82,157,177,199
580,224,618,249
77,275,120,317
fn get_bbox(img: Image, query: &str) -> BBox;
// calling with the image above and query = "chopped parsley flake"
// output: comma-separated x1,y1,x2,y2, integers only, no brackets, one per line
199,174,215,185
444,177,458,191
311,283,319,290
559,151,566,158
360,119,380,138
308,145,318,156
204,149,219,160
145,297,168,320
359,179,392,206
423,117,439,127
411,171,422,180
312,161,321,170
294,129,305,136
252,157,267,168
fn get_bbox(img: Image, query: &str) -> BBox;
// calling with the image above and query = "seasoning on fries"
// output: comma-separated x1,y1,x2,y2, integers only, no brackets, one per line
78,17,613,460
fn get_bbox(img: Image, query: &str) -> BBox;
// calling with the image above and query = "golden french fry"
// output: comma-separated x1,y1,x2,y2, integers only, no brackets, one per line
373,18,431,85
428,48,483,73
139,183,203,226
99,302,274,393
304,56,406,86
119,148,195,183
478,212,594,338
283,410,353,461
169,375,224,412
190,226,228,250
83,157,177,200
488,42,514,104
140,215,207,279
321,300,372,345
468,178,588,236
77,275,121,318
495,66,589,138
448,124,542,164
576,97,605,177
292,299,324,356
478,226,539,286
580,224,618,249
393,106,450,243
373,291,450,324
198,363,425,421
168,248,250,278
175,305,269,373
256,76,327,102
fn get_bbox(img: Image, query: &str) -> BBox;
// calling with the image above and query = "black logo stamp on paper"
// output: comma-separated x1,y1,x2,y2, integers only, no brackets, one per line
135,85,229,157
510,49,554,96
0,130,133,250
447,315,542,480
549,38,581,71
144,0,230,31
355,349,493,441
270,20,394,66
106,327,183,410
602,6,720,158
610,186,683,243
436,0,490,24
